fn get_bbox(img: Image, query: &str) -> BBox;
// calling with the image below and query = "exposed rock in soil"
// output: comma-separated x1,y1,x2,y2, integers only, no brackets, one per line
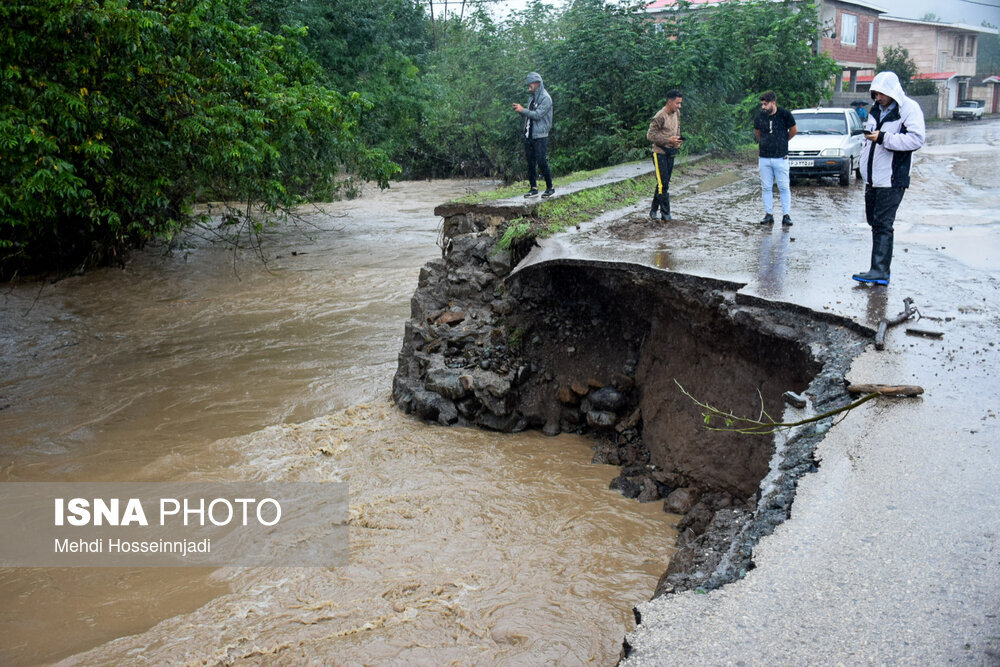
393,208,869,600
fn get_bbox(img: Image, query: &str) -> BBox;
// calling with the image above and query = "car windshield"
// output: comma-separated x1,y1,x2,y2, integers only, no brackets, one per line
793,113,847,135
958,101,978,108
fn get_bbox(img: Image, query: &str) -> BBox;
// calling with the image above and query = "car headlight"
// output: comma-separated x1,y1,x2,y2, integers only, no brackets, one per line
819,148,845,157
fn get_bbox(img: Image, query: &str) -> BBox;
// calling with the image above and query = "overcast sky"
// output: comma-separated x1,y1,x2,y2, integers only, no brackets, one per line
876,0,1000,26
487,0,1000,25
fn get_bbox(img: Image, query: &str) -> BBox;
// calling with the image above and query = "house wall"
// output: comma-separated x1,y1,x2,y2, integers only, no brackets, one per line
819,0,880,68
879,21,979,77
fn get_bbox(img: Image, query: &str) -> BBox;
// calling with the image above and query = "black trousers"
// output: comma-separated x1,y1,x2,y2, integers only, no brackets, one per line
864,185,905,233
864,185,906,273
652,152,675,214
525,137,552,189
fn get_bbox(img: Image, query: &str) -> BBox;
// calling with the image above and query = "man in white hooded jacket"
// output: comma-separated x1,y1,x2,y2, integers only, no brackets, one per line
852,71,925,285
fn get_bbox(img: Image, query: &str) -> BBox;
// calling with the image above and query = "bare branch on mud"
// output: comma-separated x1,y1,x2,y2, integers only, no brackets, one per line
875,297,918,350
675,379,880,436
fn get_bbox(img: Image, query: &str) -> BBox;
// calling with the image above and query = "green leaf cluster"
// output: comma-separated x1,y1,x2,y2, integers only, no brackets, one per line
1,0,398,276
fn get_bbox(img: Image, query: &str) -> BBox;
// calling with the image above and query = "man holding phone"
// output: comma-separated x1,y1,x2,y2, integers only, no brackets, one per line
647,90,683,222
852,70,925,285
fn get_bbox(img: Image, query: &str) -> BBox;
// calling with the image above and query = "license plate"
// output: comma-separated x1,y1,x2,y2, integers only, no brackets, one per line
789,159,813,168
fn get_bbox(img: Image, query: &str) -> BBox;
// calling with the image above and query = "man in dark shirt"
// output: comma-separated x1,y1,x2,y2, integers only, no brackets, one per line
753,91,797,226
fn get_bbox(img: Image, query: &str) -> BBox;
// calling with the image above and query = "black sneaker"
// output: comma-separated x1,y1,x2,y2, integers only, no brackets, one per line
760,213,774,225
524,188,539,198
541,188,556,198
781,214,792,226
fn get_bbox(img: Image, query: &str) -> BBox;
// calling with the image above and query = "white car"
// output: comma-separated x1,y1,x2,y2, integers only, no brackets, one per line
787,107,866,186
951,100,984,120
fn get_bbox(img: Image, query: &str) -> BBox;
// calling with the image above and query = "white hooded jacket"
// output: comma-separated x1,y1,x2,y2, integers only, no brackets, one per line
859,71,925,188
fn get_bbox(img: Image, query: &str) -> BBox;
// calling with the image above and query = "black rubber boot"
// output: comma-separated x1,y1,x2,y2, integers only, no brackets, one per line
853,231,893,284
658,193,672,221
873,231,893,276
650,197,660,220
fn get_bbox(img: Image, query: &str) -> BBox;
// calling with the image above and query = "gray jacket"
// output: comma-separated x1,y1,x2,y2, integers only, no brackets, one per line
519,72,553,139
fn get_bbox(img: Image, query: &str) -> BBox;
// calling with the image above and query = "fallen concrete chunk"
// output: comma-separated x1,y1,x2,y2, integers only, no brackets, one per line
782,391,807,408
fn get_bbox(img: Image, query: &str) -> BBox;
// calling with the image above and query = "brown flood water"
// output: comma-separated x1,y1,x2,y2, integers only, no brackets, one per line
0,181,677,665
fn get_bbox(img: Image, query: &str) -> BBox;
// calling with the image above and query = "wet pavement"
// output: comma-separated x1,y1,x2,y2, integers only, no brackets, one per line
520,119,1000,662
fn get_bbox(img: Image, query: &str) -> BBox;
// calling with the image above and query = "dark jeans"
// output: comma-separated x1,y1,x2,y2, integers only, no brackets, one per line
525,137,552,189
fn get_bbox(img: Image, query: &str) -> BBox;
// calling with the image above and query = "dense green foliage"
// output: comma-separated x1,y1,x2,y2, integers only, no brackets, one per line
1,0,397,275
247,0,431,169
877,45,938,95
409,0,837,180
3,0,839,275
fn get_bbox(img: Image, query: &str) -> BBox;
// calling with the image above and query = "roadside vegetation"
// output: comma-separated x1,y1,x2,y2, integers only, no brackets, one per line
498,172,657,252
2,0,839,277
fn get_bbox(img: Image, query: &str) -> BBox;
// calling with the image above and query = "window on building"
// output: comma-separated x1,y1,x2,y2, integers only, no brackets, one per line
954,35,964,57
841,14,858,46
868,22,874,46
966,36,976,57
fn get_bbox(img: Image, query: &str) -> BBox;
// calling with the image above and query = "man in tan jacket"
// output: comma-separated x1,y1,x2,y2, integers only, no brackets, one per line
646,90,684,221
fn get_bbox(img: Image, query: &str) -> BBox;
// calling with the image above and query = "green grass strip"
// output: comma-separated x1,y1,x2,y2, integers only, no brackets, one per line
498,173,657,250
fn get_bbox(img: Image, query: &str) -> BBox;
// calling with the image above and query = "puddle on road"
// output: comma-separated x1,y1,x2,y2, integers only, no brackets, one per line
689,169,745,193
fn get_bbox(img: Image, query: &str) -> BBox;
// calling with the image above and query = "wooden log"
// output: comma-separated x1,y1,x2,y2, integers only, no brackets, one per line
905,327,944,339
846,383,924,397
875,297,917,350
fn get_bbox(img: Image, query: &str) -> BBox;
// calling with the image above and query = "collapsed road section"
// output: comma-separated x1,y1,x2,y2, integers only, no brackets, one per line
392,186,871,600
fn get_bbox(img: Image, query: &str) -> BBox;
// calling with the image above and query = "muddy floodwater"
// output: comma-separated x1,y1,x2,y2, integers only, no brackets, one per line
0,182,676,664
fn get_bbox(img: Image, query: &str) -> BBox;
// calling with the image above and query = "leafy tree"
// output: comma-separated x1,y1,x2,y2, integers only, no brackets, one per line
663,0,839,149
1,0,397,276
248,0,433,172
877,44,938,95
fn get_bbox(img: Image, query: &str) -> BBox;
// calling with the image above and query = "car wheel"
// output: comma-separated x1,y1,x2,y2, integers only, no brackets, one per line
839,160,850,186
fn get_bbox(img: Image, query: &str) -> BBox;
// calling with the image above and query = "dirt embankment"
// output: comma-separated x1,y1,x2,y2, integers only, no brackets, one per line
393,201,869,597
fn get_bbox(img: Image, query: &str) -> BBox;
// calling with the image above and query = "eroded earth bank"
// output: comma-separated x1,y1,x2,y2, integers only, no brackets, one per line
392,204,871,612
